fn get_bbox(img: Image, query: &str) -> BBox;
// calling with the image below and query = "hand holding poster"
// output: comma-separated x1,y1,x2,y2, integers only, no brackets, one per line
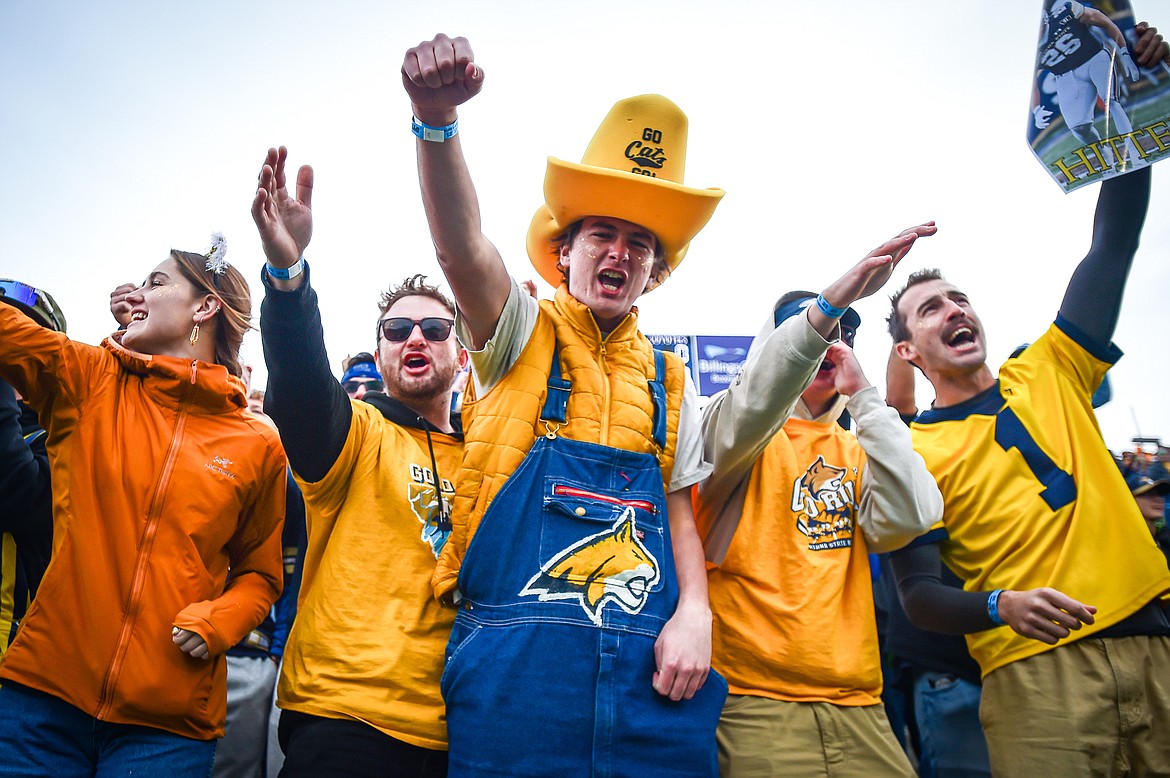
1029,1,1170,192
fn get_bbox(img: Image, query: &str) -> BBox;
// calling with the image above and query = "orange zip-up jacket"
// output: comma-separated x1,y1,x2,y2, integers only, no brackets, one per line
0,303,286,740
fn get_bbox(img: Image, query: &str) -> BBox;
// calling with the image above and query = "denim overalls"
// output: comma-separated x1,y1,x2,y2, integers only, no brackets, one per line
441,347,726,777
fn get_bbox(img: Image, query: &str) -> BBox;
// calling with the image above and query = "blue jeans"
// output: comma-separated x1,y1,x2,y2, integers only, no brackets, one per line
913,672,991,778
0,682,217,778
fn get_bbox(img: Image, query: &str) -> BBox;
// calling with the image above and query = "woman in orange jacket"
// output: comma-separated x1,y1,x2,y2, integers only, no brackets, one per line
0,240,287,777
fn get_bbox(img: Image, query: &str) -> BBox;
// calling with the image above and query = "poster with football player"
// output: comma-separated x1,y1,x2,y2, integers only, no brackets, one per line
1029,0,1170,192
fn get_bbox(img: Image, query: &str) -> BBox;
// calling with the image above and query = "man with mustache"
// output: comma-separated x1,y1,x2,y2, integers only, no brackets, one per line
885,21,1170,774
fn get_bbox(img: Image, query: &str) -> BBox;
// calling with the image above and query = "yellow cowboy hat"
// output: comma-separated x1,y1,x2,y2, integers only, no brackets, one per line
526,94,725,292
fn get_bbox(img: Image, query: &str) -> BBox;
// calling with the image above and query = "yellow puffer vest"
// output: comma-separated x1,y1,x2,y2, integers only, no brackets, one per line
433,286,685,599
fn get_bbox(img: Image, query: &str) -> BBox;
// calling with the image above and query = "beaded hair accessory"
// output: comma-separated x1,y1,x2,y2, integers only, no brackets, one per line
204,232,229,275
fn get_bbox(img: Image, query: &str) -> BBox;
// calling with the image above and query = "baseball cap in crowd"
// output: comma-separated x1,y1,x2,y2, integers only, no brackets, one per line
1125,471,1170,497
772,290,860,346
341,357,383,395
0,279,67,332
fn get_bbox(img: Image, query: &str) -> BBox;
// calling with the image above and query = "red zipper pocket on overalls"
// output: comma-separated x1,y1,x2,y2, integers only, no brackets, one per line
551,485,657,514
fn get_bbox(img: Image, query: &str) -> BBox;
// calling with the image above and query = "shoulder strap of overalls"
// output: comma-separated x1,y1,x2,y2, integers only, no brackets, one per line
540,343,571,425
540,341,668,450
649,347,667,450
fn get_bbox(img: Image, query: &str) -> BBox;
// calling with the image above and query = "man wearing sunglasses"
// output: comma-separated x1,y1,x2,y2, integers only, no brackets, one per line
693,271,942,776
251,148,467,777
339,352,384,399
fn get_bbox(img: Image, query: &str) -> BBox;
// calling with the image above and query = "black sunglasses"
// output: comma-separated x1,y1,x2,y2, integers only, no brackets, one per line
377,317,455,343
343,379,384,394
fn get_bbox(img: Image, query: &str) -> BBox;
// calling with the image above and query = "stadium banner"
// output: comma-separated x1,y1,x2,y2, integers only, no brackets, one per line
648,334,754,397
647,334,694,370
694,336,752,396
1029,0,1170,192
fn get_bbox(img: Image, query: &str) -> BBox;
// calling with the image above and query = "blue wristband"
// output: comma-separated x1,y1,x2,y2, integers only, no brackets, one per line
412,115,459,142
815,294,848,319
987,589,1006,626
266,256,306,281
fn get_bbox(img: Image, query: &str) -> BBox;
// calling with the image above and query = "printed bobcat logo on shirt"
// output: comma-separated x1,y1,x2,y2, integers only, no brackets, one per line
520,508,660,626
408,481,452,558
791,455,859,551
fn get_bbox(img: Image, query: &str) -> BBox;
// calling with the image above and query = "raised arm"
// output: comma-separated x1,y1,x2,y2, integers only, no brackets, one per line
252,146,314,294
252,147,353,482
1059,24,1168,344
0,304,105,417
699,223,936,546
401,34,511,349
884,342,918,419
1058,165,1150,348
809,223,936,340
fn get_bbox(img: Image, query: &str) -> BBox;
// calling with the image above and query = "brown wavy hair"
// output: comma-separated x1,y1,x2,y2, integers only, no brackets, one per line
170,250,252,377
378,275,456,319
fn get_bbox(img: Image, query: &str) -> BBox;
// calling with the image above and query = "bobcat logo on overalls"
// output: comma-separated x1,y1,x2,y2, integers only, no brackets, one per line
791,456,858,551
520,508,661,626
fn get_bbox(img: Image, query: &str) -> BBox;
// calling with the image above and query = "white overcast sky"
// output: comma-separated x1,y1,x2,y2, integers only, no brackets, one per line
4,0,1170,452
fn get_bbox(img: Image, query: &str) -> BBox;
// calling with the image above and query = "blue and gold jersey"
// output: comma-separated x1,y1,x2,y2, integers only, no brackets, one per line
1038,1,1101,75
911,317,1170,675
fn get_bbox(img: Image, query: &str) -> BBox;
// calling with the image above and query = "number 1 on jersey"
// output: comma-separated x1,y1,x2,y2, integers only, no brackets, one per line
994,406,1078,511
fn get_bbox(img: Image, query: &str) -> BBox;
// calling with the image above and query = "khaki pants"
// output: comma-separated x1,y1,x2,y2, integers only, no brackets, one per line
716,694,915,778
981,635,1170,778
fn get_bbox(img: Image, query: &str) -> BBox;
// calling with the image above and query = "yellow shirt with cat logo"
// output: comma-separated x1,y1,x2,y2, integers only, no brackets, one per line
279,399,462,749
706,417,881,705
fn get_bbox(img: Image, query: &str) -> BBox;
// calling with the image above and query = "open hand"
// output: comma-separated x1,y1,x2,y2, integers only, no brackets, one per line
822,222,937,309
251,146,313,269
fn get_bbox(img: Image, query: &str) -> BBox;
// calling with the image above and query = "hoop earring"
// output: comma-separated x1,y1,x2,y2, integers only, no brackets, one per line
190,321,200,346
